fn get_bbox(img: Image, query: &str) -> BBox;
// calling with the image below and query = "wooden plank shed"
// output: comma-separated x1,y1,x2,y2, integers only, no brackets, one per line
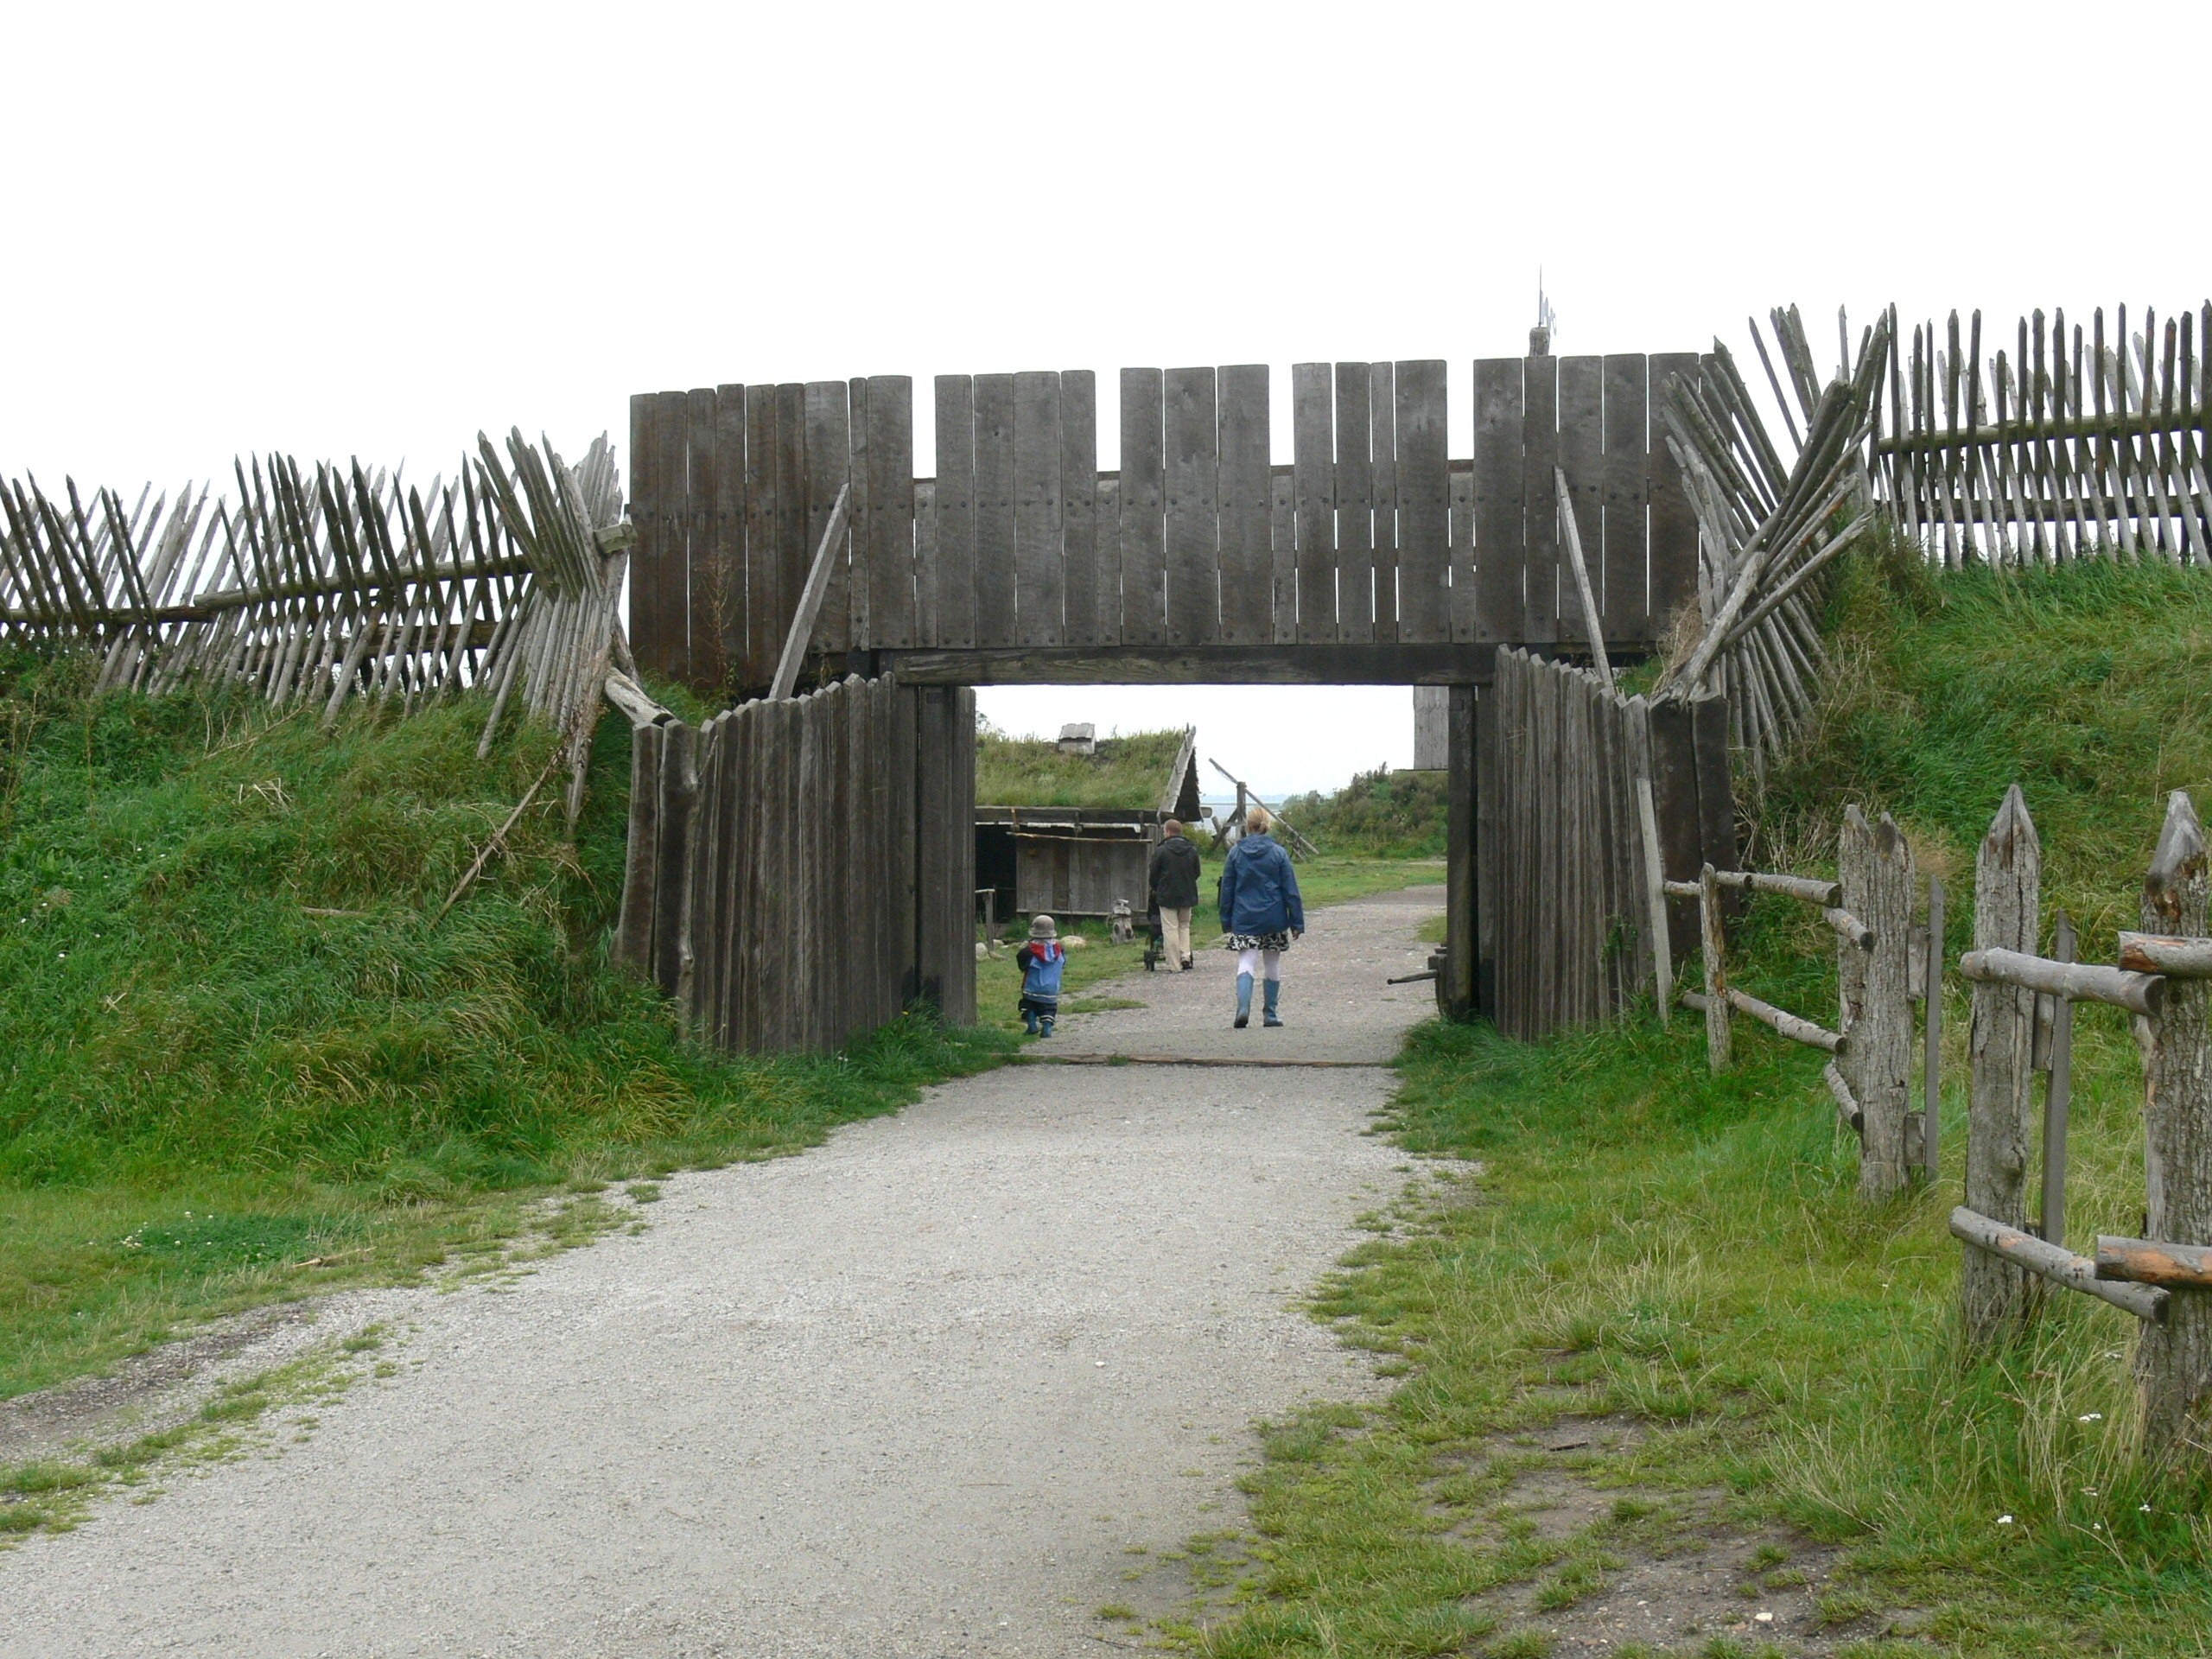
976,727,1202,920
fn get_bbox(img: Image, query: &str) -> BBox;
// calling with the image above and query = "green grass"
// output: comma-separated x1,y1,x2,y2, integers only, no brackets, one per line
976,723,1191,809
1281,766,1447,858
0,652,1010,1407
1192,554,2212,1656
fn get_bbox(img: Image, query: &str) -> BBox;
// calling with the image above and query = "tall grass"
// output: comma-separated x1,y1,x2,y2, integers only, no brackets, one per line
1196,553,2212,1656
0,651,1008,1398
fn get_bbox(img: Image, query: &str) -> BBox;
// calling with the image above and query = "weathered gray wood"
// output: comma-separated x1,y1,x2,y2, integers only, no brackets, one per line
613,722,663,975
1558,356,1605,649
1602,353,1649,644
2043,912,2075,1244
2099,1236,2212,1288
1094,475,1123,647
1217,365,1271,646
1726,985,1844,1053
1953,1208,2165,1321
1446,683,1477,1020
709,386,747,691
1471,358,1524,644
743,385,782,683
846,378,873,650
1395,361,1450,645
1269,468,1296,645
627,394,667,679
1164,367,1218,646
652,722,698,999
1333,364,1375,644
1925,875,1944,1179
1959,948,2162,1016
646,391,690,680
1646,353,1700,629
1700,862,1730,1071
973,374,1017,647
879,642,1501,684
1013,371,1064,648
1118,368,1166,646
1636,766,1671,1018
2137,790,2212,1454
798,383,845,661
1292,362,1336,650
933,376,976,649
770,484,852,700
1059,371,1099,647
1449,463,1478,643
1554,467,1611,690
2119,932,2212,976
1841,807,1915,1199
1521,352,1560,643
1370,363,1398,643
1827,1060,1862,1132
865,378,916,650
1963,785,2041,1345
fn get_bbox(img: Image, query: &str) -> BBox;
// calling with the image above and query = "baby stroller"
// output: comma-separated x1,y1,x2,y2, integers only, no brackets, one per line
1141,899,1167,971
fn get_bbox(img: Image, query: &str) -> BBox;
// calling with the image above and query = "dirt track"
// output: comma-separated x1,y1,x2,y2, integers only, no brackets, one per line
0,889,1443,1659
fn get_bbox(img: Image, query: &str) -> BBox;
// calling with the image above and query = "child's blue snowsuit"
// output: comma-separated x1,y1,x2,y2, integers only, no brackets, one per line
1016,940,1065,1035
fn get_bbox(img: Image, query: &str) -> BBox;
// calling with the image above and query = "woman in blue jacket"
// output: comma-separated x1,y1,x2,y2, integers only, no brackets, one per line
1217,806,1304,1029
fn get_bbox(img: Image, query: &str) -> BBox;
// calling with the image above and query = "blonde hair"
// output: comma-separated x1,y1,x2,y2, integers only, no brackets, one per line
1245,804,1271,836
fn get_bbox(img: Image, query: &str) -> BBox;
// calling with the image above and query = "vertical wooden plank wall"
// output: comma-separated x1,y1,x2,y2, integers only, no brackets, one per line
625,353,1707,681
1480,649,1729,1040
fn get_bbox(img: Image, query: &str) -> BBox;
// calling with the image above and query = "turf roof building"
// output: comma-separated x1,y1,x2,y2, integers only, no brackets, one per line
976,725,1203,921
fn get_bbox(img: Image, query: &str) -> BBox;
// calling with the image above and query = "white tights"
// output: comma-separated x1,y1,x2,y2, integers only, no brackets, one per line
1236,947,1282,982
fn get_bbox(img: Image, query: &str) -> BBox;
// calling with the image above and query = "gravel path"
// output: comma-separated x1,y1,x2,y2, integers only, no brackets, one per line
1,889,1444,1659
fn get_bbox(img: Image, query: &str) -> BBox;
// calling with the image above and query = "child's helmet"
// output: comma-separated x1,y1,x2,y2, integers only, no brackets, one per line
1028,913,1058,940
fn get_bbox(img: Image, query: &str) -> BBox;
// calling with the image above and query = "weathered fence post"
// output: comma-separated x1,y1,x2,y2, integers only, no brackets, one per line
1962,785,2040,1345
1923,875,1944,1179
1840,806,1915,1200
1700,862,1730,1071
2136,790,2212,1450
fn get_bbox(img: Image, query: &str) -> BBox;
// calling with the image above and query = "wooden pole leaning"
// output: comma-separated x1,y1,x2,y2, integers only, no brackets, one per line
769,483,850,702
1554,466,1614,692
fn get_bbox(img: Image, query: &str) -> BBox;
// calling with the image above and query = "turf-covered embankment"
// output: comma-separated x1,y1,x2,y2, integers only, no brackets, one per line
1197,552,2212,1657
0,653,1008,1404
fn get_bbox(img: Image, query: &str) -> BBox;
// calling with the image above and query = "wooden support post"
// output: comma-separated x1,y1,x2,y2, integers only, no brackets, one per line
1700,861,1730,1071
613,722,664,976
2042,912,2075,1246
1637,775,1671,1020
2137,790,2212,1454
1924,875,1944,1180
1962,785,2040,1346
1446,684,1478,1020
1840,806,1915,1200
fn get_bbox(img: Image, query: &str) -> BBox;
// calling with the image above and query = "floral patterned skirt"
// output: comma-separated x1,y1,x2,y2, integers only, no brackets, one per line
1225,930,1293,953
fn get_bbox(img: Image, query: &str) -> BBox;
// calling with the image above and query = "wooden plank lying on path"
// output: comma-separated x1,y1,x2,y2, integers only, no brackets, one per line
1012,1053,1392,1069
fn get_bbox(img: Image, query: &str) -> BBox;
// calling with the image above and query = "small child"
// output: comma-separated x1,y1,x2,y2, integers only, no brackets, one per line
1015,913,1065,1037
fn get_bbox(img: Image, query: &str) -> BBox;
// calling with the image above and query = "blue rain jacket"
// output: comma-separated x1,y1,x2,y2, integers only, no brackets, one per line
1217,832,1304,937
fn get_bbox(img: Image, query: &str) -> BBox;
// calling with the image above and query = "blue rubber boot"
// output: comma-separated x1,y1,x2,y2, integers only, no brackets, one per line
1039,1015,1054,1039
1234,973,1253,1029
1023,1009,1039,1036
1262,979,1282,1027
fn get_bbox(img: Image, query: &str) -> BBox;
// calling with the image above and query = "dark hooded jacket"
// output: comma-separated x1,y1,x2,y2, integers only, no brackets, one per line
1147,832,1202,910
1217,831,1303,937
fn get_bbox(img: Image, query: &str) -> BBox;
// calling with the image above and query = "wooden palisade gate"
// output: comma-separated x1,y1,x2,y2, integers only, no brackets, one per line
1949,786,2212,1459
613,674,976,1053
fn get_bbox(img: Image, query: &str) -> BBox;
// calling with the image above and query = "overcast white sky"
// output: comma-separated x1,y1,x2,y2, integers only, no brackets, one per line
5,1,2204,794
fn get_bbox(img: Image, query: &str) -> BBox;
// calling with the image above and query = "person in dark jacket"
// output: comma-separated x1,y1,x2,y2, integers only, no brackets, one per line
1147,819,1203,970
1216,806,1304,1029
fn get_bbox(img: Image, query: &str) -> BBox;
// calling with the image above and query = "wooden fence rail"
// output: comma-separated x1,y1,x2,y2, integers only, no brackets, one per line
627,351,1706,695
612,673,976,1054
1948,785,2212,1459
1876,302,2212,568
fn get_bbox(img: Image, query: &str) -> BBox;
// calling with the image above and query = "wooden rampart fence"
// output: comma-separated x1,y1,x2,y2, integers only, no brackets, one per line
612,673,976,1053
627,350,1705,693
1877,302,2211,567
1476,649,1732,1039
